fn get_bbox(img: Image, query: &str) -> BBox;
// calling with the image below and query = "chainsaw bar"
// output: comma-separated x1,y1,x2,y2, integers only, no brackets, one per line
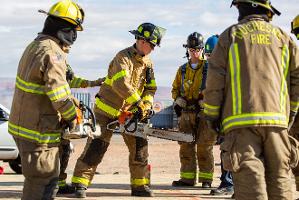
144,125,194,142
122,123,194,143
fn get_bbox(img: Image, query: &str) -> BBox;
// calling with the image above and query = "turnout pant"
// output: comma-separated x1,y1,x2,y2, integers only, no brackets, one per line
14,137,59,200
289,115,299,191
221,127,293,200
178,111,217,184
58,139,72,187
72,114,150,189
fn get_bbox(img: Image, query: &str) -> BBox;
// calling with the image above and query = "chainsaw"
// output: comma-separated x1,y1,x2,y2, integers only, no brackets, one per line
107,110,194,142
62,101,97,139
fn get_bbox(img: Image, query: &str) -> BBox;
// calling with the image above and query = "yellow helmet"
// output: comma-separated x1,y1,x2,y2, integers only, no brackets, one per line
291,15,299,33
40,0,84,31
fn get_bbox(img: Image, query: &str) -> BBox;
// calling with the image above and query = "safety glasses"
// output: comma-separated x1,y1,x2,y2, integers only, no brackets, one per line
189,48,202,53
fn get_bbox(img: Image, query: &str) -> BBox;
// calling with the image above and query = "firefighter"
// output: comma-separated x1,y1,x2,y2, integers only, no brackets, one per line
205,35,234,196
289,14,299,192
291,15,299,40
8,1,84,199
71,22,166,198
203,0,299,199
58,64,105,194
171,32,217,188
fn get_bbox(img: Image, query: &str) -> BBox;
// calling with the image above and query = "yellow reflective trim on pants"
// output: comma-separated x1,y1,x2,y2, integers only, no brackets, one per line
16,76,45,95
131,178,149,186
180,172,196,179
142,95,154,104
222,112,287,132
125,91,141,104
71,176,90,186
280,45,290,113
203,103,220,117
198,172,213,180
229,43,242,115
8,122,60,144
58,180,66,187
95,98,121,117
61,105,76,120
46,84,71,101
291,101,299,113
146,79,157,88
104,70,127,86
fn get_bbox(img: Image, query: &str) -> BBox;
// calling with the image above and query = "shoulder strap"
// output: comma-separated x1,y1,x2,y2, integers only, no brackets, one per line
200,61,208,91
180,63,187,96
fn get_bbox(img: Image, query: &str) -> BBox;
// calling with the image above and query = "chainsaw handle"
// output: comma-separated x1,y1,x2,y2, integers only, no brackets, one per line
124,115,138,132
84,104,96,132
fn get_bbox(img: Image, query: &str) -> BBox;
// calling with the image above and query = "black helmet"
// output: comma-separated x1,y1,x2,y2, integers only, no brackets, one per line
129,22,166,47
183,32,204,49
231,0,280,16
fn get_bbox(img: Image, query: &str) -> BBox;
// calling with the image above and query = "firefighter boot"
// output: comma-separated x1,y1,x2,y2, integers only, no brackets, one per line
57,184,75,194
131,185,154,197
75,186,86,198
172,180,195,187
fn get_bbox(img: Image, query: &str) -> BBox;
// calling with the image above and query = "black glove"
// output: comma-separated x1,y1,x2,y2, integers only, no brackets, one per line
174,104,182,117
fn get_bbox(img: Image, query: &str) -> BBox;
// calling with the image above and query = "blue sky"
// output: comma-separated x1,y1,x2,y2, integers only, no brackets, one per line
0,0,298,86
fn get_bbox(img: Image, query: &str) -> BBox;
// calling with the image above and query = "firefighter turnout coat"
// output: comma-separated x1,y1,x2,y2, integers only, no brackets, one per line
203,15,299,133
9,34,76,145
95,45,157,118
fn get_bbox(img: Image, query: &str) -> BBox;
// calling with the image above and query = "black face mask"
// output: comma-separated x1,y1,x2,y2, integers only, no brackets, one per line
42,16,77,46
57,28,77,46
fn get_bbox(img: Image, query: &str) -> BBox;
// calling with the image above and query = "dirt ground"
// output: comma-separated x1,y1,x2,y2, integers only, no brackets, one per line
0,134,298,200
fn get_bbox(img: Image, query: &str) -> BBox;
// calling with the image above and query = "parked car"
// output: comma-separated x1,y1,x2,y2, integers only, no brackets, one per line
0,104,22,174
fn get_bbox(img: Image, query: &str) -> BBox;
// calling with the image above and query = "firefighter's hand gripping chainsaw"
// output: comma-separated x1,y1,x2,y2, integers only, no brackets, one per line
107,109,194,142
62,101,97,139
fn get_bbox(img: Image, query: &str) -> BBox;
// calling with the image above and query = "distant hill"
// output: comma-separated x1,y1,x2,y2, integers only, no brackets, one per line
0,77,173,109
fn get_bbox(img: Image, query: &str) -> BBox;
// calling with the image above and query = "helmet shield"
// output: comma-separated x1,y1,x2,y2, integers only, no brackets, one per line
130,23,166,47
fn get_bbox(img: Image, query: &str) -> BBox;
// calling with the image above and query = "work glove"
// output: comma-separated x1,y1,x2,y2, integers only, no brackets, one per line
174,97,186,117
288,111,297,131
137,101,152,120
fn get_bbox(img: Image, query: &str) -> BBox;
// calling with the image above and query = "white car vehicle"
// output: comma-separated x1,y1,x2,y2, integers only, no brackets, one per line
0,104,22,174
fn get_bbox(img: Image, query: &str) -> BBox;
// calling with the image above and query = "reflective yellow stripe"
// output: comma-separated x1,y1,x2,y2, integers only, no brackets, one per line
61,105,76,120
58,180,66,187
222,112,287,132
70,77,84,88
46,84,71,101
142,95,154,104
280,45,290,113
229,43,242,115
291,101,299,113
203,103,220,117
71,176,90,186
146,79,157,88
125,91,141,104
8,122,60,144
198,172,213,180
131,178,149,186
95,98,121,117
104,70,127,86
180,172,196,179
16,76,45,95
